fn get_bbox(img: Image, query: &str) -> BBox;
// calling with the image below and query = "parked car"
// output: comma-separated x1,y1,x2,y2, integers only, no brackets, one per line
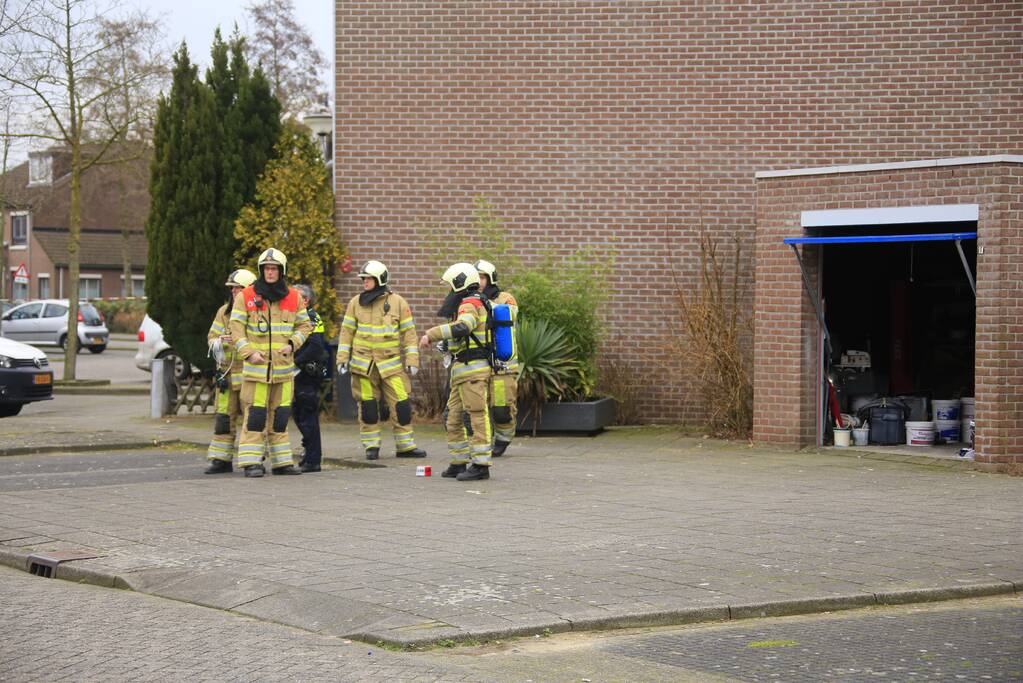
0,336,53,417
134,314,189,379
0,300,109,353
1,300,15,316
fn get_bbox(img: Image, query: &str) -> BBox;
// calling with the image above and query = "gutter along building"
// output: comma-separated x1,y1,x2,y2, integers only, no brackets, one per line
333,2,1022,465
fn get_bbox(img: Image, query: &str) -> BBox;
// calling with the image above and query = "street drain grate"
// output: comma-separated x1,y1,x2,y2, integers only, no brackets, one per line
27,551,99,578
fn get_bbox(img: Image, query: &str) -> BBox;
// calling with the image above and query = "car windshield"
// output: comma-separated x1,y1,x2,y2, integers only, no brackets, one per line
79,303,102,325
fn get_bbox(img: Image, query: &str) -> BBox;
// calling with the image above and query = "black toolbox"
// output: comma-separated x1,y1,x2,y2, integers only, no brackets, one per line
869,405,906,445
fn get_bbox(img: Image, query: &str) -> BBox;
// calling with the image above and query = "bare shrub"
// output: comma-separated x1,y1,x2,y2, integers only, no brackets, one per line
596,348,643,425
411,352,449,421
668,233,753,438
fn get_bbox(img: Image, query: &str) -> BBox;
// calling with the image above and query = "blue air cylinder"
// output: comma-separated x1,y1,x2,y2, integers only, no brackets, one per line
492,304,513,361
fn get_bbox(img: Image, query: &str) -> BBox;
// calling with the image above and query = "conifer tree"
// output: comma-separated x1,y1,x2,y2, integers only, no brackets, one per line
146,34,281,373
235,120,343,337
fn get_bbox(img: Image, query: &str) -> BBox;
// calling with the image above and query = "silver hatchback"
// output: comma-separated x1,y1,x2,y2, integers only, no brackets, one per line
0,299,110,353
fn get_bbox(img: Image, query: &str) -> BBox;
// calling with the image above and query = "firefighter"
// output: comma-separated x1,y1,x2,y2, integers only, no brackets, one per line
474,259,518,457
229,248,313,477
292,284,328,473
204,268,257,474
336,260,427,460
419,263,493,481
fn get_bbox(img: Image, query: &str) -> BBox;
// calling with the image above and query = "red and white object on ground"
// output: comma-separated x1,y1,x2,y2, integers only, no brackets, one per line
416,465,432,477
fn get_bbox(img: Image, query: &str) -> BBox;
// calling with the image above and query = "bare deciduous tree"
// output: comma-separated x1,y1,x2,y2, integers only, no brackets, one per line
0,0,166,379
245,0,326,116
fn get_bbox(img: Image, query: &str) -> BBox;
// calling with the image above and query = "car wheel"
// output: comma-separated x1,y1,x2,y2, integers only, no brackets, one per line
60,335,83,353
88,345,106,354
0,403,23,417
157,349,190,380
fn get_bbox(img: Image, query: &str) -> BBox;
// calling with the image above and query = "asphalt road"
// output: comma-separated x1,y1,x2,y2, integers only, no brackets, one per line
1,563,1019,682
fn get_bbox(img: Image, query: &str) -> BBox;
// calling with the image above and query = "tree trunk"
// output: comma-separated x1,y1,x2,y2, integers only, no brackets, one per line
64,143,81,380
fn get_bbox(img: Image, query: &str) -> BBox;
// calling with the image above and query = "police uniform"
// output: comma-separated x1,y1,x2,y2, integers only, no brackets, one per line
337,261,423,458
205,269,256,473
425,263,494,481
292,307,327,471
229,249,313,476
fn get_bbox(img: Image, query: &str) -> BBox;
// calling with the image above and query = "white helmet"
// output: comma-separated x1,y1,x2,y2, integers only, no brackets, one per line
225,268,257,288
258,248,288,275
440,263,479,293
473,259,498,284
358,260,388,287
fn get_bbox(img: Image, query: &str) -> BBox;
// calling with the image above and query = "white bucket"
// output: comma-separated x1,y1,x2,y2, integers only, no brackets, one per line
933,399,961,421
834,429,851,447
960,397,975,417
961,418,974,446
935,419,960,442
852,427,869,446
906,421,936,446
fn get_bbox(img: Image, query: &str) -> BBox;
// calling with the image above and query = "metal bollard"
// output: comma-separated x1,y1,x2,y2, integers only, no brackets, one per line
149,358,177,417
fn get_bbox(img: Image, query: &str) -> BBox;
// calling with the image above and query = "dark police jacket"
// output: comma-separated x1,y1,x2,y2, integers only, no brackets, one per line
294,308,328,388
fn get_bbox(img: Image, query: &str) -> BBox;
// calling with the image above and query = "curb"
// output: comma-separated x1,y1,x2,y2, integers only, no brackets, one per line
53,384,149,395
0,439,200,458
1,548,1015,649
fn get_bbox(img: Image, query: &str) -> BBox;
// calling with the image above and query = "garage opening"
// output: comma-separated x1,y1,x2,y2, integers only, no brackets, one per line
785,210,978,453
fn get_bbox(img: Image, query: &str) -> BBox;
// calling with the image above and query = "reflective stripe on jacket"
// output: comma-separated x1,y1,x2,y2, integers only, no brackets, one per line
336,291,418,379
229,286,313,384
426,295,492,386
208,303,244,376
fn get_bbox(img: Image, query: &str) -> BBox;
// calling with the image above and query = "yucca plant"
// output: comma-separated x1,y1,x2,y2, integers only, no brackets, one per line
515,317,580,436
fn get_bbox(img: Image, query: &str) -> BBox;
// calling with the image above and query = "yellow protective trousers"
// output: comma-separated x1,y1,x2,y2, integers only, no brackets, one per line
445,378,492,466
206,374,243,463
237,380,295,469
351,366,418,453
490,373,518,445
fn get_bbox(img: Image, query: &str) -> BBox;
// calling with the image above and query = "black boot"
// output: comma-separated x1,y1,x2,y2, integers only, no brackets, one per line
365,447,380,461
491,440,510,457
300,462,321,473
456,464,490,481
244,464,265,478
272,465,302,475
441,463,466,478
396,447,427,458
204,460,233,474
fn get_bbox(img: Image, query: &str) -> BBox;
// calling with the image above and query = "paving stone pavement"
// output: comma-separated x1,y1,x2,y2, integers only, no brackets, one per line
0,566,473,682
1,394,1021,647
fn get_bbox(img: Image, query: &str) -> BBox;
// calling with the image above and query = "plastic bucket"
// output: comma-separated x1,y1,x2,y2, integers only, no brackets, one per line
852,427,869,446
935,419,960,442
833,429,851,447
960,397,975,417
906,421,935,446
961,418,974,446
933,399,961,421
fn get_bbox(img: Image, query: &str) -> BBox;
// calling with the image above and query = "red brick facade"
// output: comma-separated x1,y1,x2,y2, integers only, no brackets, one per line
334,2,1022,424
754,160,1022,464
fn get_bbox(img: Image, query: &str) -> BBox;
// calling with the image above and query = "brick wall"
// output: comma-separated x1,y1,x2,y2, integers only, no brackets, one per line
755,161,1022,464
335,1,1022,423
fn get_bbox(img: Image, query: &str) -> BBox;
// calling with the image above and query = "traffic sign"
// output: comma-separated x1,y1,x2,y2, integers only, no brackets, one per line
13,262,29,284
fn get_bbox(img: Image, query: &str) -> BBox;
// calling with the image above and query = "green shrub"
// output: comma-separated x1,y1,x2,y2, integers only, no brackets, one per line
515,317,580,434
92,299,147,334
514,249,612,399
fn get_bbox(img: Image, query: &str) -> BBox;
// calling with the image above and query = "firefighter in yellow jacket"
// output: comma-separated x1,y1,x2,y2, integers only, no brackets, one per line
336,260,426,460
204,268,257,474
419,263,494,481
474,259,518,457
229,248,313,477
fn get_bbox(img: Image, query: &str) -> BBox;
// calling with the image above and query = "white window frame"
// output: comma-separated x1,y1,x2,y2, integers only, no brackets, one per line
27,154,53,186
78,273,102,300
120,274,146,298
9,211,29,249
37,273,51,299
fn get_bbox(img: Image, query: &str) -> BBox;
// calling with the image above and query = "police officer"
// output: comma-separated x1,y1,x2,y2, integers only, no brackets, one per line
336,260,427,460
229,248,313,477
419,263,494,481
292,284,328,473
204,268,257,474
474,259,518,457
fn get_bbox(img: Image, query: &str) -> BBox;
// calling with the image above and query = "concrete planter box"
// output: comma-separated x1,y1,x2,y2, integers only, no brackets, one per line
516,397,616,436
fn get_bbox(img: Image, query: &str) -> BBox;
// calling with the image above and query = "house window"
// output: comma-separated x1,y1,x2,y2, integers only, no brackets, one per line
78,275,101,300
121,275,145,298
28,154,53,186
38,275,50,299
12,279,28,300
11,214,28,246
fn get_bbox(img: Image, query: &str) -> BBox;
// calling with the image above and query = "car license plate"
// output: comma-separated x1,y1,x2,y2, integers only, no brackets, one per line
34,374,52,385
91,337,104,344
